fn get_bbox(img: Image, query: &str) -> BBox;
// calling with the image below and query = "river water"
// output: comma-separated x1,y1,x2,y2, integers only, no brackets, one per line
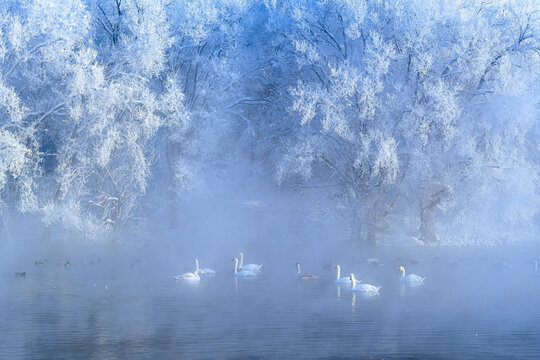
2,246,540,359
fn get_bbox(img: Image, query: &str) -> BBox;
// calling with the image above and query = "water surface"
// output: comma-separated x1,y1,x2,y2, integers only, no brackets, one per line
2,246,540,359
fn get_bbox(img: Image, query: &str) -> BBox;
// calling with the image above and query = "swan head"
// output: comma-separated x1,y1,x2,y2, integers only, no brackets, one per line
334,265,340,270
398,266,405,276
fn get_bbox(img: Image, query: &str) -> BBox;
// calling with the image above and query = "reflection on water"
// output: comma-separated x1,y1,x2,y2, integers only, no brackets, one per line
2,248,540,359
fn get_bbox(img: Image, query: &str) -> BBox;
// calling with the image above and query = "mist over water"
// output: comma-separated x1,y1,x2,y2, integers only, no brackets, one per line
3,206,540,359
2,171,540,359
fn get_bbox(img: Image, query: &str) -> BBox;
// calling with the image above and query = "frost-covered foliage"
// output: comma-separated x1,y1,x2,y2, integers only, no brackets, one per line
0,0,254,240
276,0,540,245
0,0,538,245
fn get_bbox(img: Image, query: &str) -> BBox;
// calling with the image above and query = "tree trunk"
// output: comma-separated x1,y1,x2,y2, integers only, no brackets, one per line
112,226,120,245
350,206,362,245
42,226,51,243
169,191,179,229
41,184,64,243
166,140,179,229
420,201,437,243
367,222,377,247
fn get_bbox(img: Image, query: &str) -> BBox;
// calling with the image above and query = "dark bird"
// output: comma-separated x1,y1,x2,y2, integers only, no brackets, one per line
15,272,26,277
296,263,319,281
64,260,72,268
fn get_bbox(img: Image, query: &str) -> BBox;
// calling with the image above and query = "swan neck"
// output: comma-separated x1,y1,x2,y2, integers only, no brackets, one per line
195,259,199,271
239,253,244,267
336,265,340,280
400,268,405,278
234,258,238,274
296,263,301,275
350,273,356,288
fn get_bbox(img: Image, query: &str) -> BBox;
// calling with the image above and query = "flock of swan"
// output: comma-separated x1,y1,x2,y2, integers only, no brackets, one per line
174,252,426,294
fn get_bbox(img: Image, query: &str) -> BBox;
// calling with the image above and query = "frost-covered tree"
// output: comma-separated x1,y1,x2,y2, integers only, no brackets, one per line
43,0,253,238
0,61,34,214
0,0,92,222
275,1,401,245
277,0,540,245
390,0,540,244
40,0,187,240
160,0,257,228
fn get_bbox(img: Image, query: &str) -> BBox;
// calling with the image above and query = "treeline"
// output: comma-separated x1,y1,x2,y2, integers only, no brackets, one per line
0,0,538,245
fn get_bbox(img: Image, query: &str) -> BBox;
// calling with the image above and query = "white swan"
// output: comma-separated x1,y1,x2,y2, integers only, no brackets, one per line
174,269,201,283
334,265,352,284
296,263,319,281
195,259,216,275
233,258,257,277
238,252,263,273
350,273,380,293
398,266,425,284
